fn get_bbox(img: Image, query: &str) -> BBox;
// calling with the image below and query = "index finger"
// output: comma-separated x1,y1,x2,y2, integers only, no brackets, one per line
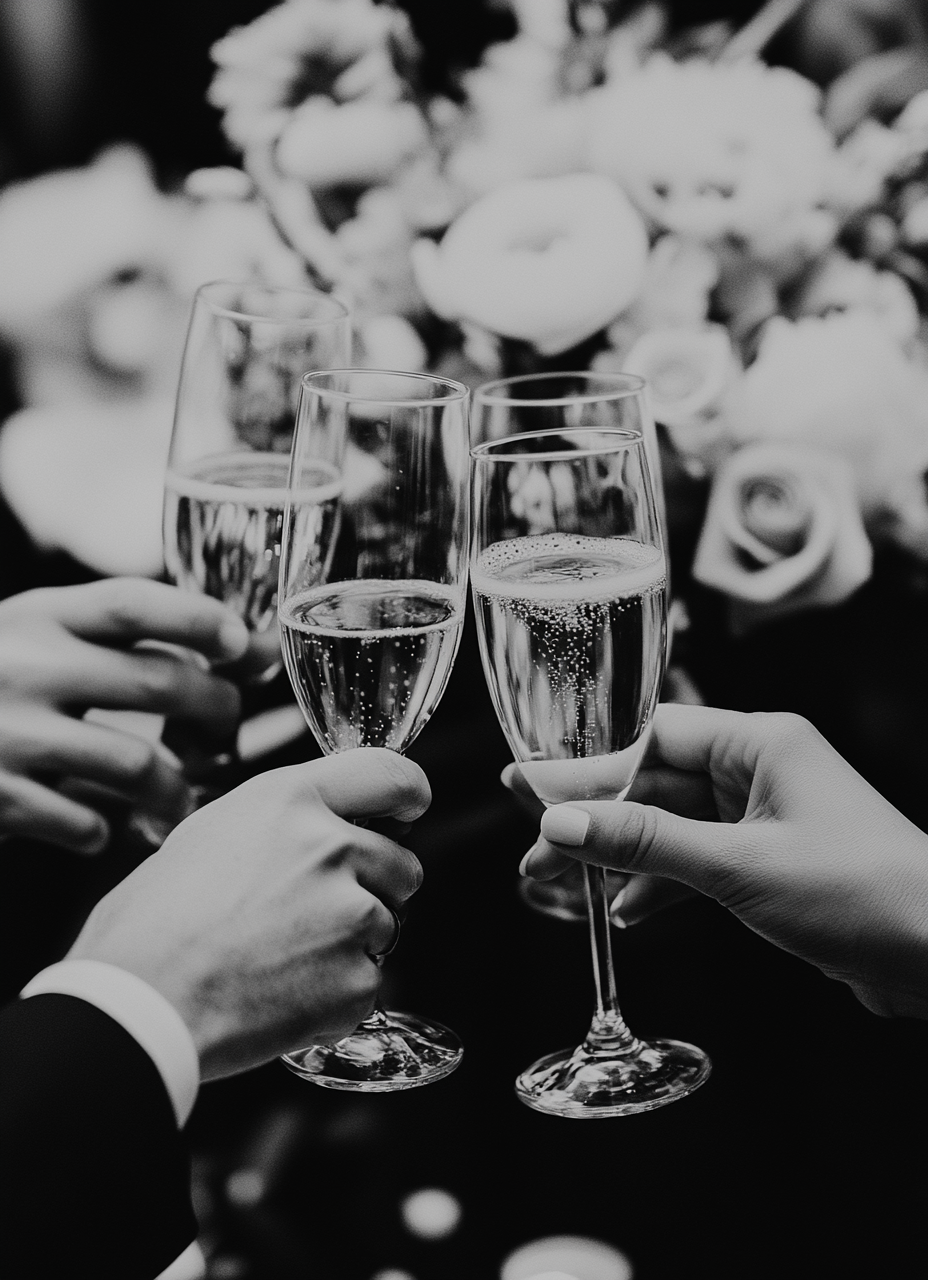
646,703,767,777
300,749,431,824
23,580,249,665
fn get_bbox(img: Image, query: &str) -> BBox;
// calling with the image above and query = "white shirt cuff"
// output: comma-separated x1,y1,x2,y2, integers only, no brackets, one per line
20,959,200,1127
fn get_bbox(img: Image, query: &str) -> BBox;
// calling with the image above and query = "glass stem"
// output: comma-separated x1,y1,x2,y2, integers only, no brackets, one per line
583,864,637,1055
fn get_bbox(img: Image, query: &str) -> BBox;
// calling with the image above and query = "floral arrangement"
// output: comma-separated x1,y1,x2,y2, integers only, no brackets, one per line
7,0,928,632
200,0,928,630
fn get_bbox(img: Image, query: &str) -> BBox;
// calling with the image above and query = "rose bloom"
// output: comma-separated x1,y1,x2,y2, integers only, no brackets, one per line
209,0,413,150
623,325,737,472
586,55,840,266
692,442,872,630
411,173,648,355
722,312,928,515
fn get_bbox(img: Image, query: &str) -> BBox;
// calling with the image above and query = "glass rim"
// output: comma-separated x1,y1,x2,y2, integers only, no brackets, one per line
195,279,351,325
471,426,645,463
300,367,470,406
473,370,646,407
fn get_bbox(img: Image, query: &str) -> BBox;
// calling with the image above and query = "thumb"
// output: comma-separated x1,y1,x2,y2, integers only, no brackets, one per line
527,799,743,899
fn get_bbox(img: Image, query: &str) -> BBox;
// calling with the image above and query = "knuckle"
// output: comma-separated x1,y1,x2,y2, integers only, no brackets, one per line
367,747,422,805
134,652,178,701
114,735,156,781
97,579,151,632
755,710,816,747
618,803,662,870
392,847,423,900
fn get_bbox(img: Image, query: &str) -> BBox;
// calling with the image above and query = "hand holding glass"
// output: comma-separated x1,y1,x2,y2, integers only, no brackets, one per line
471,423,710,1116
160,281,351,799
277,369,469,1090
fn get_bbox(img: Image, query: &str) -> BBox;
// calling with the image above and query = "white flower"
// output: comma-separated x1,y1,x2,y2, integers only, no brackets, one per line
630,235,718,330
334,186,422,316
354,313,427,372
831,120,908,213
587,56,840,266
624,325,737,469
692,443,872,630
0,398,173,577
275,96,429,188
722,313,928,515
0,147,173,333
210,0,409,150
410,174,648,355
169,194,310,297
791,251,919,346
446,38,587,196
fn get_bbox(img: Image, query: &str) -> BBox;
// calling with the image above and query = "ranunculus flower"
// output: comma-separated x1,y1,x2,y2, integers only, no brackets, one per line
410,174,648,355
587,55,840,266
275,97,429,188
722,312,928,516
624,325,737,469
692,443,872,629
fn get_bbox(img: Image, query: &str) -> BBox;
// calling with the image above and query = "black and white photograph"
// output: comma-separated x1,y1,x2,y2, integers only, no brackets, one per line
1,2,928,1277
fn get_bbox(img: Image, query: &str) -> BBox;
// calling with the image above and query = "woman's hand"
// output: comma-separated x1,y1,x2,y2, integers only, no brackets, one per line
0,578,250,853
521,703,928,1019
69,749,430,1077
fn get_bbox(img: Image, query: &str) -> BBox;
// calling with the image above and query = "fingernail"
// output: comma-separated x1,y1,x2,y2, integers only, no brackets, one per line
540,805,590,847
519,841,542,877
218,617,249,660
610,887,627,929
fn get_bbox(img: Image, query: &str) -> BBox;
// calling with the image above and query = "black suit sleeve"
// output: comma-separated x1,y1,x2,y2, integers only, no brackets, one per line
0,994,197,1280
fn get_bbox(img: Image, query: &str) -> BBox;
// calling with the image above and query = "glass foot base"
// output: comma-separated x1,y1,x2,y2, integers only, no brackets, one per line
281,1011,463,1092
515,1037,711,1117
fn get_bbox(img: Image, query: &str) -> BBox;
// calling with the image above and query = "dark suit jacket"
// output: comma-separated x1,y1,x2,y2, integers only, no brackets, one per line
0,993,197,1279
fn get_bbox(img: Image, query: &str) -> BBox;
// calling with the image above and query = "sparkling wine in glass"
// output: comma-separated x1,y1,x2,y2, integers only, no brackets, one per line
162,281,351,790
278,368,469,1091
473,372,668,924
471,422,710,1116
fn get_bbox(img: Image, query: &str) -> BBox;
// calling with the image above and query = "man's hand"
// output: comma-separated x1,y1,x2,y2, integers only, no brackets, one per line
0,578,249,853
521,703,928,1020
68,749,430,1077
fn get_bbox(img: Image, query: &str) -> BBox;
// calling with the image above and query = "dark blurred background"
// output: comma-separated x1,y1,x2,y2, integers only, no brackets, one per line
1,4,927,1279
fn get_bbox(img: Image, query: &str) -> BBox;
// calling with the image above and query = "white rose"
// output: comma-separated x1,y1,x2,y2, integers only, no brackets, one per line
624,325,737,470
722,313,928,515
276,97,429,188
410,174,648,355
692,443,872,630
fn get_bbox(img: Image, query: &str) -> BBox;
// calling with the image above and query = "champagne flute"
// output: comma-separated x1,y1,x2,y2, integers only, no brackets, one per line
471,422,710,1116
161,280,351,793
277,368,469,1091
472,372,667,924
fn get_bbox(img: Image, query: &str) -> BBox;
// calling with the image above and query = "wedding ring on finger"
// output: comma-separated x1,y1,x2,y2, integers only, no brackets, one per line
368,905,402,960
